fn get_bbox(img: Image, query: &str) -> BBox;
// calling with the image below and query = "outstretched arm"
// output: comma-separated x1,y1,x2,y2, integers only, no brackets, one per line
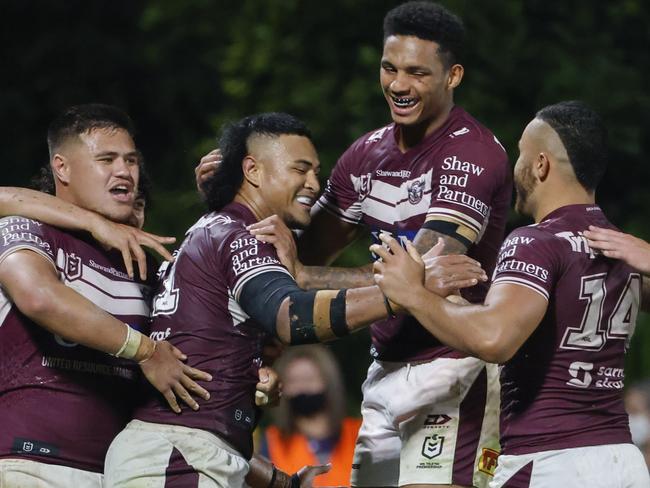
0,250,211,413
0,187,175,279
372,234,547,363
246,455,332,488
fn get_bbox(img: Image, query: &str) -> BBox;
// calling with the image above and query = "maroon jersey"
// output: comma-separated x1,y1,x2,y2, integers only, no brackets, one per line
135,202,290,459
316,106,511,361
0,216,152,472
492,205,637,454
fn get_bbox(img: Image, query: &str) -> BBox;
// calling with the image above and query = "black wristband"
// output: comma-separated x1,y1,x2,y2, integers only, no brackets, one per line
383,294,396,318
290,473,301,488
267,465,277,488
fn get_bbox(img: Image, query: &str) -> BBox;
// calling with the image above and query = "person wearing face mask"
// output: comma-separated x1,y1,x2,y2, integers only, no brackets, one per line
261,345,362,487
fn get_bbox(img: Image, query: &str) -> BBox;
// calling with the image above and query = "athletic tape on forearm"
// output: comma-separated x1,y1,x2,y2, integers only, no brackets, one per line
421,219,474,248
113,323,143,359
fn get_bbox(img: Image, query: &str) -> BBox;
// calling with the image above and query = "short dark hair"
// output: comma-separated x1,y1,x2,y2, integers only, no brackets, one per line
203,112,312,212
383,1,465,68
536,101,608,191
47,103,136,159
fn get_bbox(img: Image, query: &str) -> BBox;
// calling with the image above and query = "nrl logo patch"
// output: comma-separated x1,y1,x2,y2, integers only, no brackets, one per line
421,434,444,459
358,173,372,201
65,253,83,280
407,179,425,204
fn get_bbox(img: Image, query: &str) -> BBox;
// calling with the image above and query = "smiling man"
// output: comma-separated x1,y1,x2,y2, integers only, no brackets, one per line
284,3,512,488
104,112,487,488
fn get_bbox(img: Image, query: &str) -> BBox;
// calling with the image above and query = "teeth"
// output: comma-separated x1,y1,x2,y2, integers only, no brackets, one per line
392,96,417,108
296,196,313,205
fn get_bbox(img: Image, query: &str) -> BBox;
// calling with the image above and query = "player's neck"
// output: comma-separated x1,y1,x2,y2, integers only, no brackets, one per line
397,103,453,152
234,191,272,222
533,187,595,223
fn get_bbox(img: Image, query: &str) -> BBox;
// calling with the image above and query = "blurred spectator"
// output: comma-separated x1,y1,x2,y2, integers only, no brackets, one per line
625,381,650,468
259,345,361,486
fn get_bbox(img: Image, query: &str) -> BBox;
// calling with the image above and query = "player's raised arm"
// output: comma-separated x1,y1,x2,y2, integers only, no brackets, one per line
372,233,547,363
0,249,211,413
0,186,175,279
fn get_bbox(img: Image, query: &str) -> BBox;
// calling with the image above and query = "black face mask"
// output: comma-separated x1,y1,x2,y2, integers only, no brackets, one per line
288,392,327,417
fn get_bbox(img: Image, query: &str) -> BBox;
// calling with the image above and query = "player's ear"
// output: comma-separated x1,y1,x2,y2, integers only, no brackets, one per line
242,155,261,188
447,64,464,89
51,154,71,185
536,152,550,182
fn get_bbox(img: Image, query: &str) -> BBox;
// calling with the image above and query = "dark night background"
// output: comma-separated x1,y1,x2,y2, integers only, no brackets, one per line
2,0,649,408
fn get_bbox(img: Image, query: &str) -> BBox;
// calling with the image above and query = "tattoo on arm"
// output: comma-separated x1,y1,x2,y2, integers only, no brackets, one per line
299,263,374,289
413,228,469,256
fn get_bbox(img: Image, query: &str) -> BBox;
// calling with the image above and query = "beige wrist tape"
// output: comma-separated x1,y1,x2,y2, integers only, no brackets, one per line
114,323,143,360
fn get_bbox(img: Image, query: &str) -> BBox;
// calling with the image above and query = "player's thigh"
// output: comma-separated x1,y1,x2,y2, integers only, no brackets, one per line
398,358,500,488
351,361,403,487
0,458,103,488
491,443,650,488
105,420,248,488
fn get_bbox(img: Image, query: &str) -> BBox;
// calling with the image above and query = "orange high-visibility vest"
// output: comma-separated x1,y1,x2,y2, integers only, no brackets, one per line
265,417,362,487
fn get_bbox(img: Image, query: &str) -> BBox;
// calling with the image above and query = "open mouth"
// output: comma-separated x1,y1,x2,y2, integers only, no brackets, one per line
109,184,133,202
391,95,418,108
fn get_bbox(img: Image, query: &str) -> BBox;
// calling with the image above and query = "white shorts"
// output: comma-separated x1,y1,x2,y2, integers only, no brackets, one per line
104,420,249,488
351,357,500,487
490,443,650,488
0,458,103,488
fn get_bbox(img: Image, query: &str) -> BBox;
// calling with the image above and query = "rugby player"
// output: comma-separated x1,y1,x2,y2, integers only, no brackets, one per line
373,101,650,487
104,112,485,487
249,3,510,487
0,104,212,487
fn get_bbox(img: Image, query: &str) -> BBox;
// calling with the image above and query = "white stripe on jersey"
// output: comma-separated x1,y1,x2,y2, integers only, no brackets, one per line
56,250,151,317
492,276,550,301
0,289,11,326
232,265,292,301
427,207,483,235
227,290,250,327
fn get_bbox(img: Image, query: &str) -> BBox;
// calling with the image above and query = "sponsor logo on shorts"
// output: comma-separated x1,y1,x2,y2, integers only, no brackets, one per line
424,414,452,426
421,434,444,459
11,438,59,457
478,447,499,476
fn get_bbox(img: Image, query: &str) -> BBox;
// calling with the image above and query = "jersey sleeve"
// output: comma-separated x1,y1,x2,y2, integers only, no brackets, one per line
0,216,57,268
491,227,559,301
426,140,507,245
220,228,293,302
314,142,364,225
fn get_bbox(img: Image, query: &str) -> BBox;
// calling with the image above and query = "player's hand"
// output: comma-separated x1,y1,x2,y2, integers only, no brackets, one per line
195,149,221,194
247,215,302,278
139,340,212,414
371,233,425,310
255,366,282,407
584,225,650,275
89,216,175,280
422,238,487,296
294,463,335,487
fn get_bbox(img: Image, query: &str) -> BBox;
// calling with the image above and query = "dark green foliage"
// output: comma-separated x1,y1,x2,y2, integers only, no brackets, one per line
2,0,649,403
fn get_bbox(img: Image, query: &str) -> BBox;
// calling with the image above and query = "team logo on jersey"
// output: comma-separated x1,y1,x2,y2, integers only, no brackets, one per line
366,126,391,143
478,447,499,475
407,179,425,204
64,253,83,280
424,414,452,426
421,434,444,459
358,173,372,201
